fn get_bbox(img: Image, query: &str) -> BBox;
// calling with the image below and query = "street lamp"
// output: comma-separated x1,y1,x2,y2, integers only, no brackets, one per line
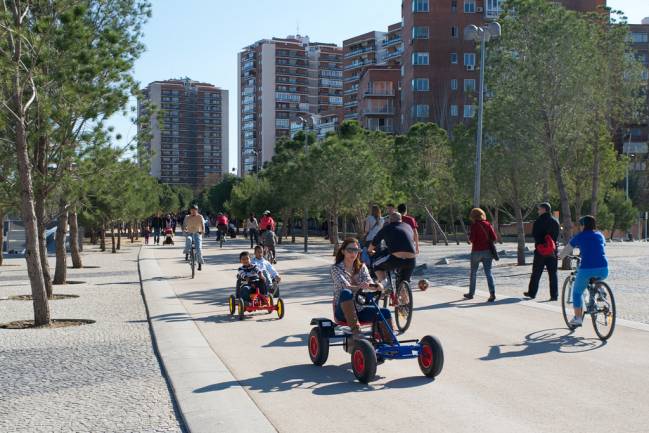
465,22,501,208
298,115,317,253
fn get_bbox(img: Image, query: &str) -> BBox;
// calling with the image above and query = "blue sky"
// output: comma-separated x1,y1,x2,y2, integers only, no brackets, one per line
108,0,648,171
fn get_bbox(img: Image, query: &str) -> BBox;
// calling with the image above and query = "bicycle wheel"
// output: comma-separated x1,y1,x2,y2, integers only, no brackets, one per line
561,275,575,329
190,249,195,279
381,273,392,309
591,282,616,341
394,280,413,333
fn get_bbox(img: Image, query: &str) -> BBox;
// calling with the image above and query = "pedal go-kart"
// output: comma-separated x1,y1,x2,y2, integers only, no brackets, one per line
307,289,443,384
229,278,285,321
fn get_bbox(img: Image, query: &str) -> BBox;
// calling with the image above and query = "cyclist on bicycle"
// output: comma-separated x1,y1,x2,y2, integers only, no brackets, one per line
183,205,205,271
558,215,609,328
368,212,416,285
261,229,278,264
216,212,229,242
259,210,276,234
252,245,281,294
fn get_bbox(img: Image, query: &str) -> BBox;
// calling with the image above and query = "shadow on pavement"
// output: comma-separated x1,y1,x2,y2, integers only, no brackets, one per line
193,363,433,395
480,328,606,361
414,297,522,312
263,334,308,348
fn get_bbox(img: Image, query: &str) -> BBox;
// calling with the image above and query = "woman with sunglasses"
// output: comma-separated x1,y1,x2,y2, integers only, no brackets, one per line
558,215,609,328
331,238,397,343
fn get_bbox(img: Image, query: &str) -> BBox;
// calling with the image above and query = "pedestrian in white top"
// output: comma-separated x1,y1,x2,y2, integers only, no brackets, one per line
363,204,384,247
247,213,259,248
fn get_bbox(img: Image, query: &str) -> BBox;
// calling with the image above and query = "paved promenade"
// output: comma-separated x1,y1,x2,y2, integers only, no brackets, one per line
0,244,183,433
143,236,649,433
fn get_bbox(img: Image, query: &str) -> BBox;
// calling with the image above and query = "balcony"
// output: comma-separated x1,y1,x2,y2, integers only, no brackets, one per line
344,87,359,96
384,49,403,61
343,75,361,83
344,113,359,120
344,100,358,108
344,47,374,59
382,37,401,47
365,89,395,97
344,61,372,71
363,106,395,115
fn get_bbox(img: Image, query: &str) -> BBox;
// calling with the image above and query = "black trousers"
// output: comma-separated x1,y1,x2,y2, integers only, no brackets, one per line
527,252,558,298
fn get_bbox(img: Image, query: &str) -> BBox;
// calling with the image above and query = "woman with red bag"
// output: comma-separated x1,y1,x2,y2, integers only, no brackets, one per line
464,208,498,302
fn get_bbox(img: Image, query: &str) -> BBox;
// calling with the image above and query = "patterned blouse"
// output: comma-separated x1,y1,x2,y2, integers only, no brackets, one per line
331,261,373,307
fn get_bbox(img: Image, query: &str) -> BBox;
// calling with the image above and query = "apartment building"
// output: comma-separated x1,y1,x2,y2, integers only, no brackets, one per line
625,21,649,173
138,79,229,190
238,36,343,175
400,0,606,132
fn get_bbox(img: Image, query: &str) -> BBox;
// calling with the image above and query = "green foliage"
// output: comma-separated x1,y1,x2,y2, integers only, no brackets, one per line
605,189,638,234
207,174,240,214
227,175,275,219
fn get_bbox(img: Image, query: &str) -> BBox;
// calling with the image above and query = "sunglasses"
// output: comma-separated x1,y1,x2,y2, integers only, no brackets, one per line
344,247,361,253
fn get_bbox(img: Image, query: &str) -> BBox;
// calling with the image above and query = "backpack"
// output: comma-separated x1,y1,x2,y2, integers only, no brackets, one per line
537,234,556,256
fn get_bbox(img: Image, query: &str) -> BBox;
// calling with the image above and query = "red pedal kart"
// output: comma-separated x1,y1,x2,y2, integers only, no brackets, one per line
228,278,284,321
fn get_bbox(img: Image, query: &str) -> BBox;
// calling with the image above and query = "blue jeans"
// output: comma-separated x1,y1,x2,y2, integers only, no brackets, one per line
469,250,496,295
572,267,608,308
334,288,392,323
184,233,204,264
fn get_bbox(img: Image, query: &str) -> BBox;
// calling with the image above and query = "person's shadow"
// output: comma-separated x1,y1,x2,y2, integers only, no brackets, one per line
480,328,606,361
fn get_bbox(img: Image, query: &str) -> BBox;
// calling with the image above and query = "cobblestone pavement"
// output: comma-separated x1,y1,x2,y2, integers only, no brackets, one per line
278,237,649,324
0,243,183,433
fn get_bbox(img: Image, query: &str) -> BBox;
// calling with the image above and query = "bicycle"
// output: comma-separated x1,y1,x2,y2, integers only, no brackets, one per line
217,224,227,248
561,255,616,341
189,240,196,279
381,268,413,333
263,245,275,264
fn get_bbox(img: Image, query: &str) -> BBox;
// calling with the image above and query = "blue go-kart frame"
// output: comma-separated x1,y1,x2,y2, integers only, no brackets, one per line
308,290,444,384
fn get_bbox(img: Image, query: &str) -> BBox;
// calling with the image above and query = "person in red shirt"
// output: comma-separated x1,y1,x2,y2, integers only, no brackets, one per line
259,210,276,233
464,208,497,302
216,212,229,242
397,204,419,255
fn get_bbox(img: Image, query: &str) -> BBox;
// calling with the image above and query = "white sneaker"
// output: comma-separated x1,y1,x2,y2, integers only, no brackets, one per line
568,316,583,328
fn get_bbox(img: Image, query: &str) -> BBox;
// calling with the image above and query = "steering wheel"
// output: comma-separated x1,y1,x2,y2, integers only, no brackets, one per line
354,287,383,306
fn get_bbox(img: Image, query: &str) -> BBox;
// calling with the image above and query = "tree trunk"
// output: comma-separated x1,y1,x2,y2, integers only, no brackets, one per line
551,159,573,270
100,224,106,252
457,212,470,244
423,206,449,245
69,207,82,268
35,198,53,298
111,225,116,253
117,223,121,250
0,208,4,266
53,199,68,285
514,203,527,266
331,210,340,248
91,228,97,245
129,223,134,243
590,138,601,217
449,205,460,245
12,87,50,324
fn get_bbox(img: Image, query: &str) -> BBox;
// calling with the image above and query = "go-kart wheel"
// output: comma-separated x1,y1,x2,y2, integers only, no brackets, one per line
228,295,236,315
308,326,329,366
418,335,444,378
276,298,285,319
351,339,377,384
237,299,245,321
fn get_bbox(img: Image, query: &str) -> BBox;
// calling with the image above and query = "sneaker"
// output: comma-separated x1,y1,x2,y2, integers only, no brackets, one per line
568,316,583,328
523,292,535,299
487,294,496,303
548,297,558,302
463,293,474,300
185,253,188,261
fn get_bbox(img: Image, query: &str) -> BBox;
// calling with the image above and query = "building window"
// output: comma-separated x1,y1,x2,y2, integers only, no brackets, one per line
451,79,458,90
412,78,430,91
451,0,457,13
276,118,290,128
413,104,429,118
412,52,430,65
464,0,476,13
631,32,649,43
464,105,475,118
450,105,459,117
451,52,458,64
464,53,476,67
412,26,430,39
412,0,429,12
451,26,459,38
464,79,476,92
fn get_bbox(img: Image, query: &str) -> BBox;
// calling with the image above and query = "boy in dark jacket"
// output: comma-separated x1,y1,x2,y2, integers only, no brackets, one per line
525,202,561,300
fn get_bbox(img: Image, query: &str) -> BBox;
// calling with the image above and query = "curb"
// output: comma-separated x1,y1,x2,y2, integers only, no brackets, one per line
137,246,276,433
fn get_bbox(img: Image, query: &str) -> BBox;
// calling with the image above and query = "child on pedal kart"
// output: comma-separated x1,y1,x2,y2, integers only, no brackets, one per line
252,245,281,296
331,238,397,344
237,251,267,305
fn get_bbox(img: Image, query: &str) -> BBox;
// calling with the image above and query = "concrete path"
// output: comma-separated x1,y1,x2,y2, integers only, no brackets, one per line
144,237,649,433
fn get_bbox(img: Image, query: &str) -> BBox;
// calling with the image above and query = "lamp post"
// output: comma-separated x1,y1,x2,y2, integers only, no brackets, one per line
464,22,501,208
625,129,632,200
298,115,317,253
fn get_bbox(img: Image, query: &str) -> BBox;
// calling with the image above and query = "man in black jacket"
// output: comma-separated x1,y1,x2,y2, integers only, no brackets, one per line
524,202,561,300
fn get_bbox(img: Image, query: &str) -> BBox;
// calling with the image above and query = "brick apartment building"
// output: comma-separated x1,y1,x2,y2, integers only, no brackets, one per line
626,21,649,171
138,79,229,190
237,36,343,175
399,0,606,133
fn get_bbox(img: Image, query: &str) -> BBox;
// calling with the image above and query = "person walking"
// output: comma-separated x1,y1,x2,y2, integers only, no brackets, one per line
464,208,497,302
398,203,420,255
247,213,259,249
151,213,164,245
525,202,561,301
363,205,383,248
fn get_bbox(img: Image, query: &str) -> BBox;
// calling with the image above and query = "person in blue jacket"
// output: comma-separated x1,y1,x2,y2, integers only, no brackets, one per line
558,215,609,328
